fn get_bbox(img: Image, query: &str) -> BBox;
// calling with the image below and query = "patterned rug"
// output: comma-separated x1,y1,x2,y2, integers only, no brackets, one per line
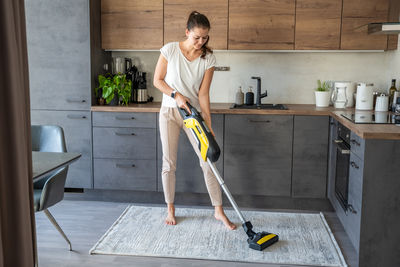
90,205,347,266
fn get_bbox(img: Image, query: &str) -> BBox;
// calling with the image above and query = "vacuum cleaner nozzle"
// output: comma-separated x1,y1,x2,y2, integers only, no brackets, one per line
247,231,279,251
243,221,279,251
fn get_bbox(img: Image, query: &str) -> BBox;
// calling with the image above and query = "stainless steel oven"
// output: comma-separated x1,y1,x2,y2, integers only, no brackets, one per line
333,123,351,212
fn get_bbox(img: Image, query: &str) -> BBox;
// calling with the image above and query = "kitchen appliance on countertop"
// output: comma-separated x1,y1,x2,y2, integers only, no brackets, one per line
332,82,349,109
341,111,400,124
136,72,148,103
355,82,374,110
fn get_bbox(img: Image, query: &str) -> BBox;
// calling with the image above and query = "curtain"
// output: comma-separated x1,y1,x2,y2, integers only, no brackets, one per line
0,0,36,266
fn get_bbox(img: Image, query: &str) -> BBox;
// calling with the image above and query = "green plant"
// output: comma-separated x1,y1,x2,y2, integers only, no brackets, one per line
95,73,132,105
316,80,330,92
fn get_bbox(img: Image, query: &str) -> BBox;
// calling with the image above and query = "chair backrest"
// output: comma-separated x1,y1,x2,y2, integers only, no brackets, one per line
31,125,68,210
31,125,67,153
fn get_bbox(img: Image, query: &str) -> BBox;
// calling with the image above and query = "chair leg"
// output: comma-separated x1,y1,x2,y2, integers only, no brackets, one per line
43,209,72,251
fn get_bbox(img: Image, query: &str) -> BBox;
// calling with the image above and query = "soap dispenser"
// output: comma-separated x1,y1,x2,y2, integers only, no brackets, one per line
235,86,244,105
245,86,254,105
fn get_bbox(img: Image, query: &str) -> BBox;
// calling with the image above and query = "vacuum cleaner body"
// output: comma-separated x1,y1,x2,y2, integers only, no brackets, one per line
178,103,279,251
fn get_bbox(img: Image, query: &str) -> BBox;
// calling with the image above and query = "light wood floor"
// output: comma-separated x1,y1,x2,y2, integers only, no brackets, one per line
35,200,357,267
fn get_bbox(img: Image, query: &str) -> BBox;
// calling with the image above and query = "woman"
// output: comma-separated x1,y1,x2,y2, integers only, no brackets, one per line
153,11,236,230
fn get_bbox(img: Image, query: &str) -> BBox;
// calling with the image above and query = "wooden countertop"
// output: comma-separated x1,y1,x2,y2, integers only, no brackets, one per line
91,103,400,140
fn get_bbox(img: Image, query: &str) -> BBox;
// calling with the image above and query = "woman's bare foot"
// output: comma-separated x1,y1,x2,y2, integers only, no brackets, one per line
214,206,236,230
165,203,177,225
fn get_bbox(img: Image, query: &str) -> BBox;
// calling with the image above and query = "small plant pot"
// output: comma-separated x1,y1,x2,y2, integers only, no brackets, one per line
108,93,119,106
315,91,331,107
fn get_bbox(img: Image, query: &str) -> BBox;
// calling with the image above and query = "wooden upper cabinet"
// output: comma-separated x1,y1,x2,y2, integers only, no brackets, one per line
295,0,342,50
387,0,400,50
229,0,296,50
341,0,389,50
101,0,163,50
164,0,228,50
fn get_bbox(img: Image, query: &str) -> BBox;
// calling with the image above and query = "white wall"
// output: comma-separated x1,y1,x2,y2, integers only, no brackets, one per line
112,36,400,104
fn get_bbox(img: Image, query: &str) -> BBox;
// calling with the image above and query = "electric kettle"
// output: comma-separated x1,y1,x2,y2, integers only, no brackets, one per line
355,82,374,110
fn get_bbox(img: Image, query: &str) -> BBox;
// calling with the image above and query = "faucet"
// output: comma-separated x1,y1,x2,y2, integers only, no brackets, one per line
251,77,268,108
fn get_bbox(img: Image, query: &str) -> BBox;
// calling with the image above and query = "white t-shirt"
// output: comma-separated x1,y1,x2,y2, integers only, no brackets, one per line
160,42,216,111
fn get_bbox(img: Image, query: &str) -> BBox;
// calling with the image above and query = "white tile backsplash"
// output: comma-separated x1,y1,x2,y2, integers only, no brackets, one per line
112,36,400,105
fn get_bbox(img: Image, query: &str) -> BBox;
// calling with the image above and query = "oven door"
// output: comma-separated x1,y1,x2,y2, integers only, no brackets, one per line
334,139,350,212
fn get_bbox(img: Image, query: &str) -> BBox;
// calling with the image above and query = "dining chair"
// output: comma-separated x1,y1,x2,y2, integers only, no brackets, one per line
31,125,72,251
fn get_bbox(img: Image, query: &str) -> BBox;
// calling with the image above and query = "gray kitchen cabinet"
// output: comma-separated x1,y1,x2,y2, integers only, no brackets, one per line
92,112,157,191
25,0,93,188
31,110,92,188
292,115,329,198
157,114,224,194
327,118,400,266
224,115,293,196
25,0,91,110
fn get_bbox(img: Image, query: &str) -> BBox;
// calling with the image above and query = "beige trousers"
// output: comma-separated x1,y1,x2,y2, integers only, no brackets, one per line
159,106,222,206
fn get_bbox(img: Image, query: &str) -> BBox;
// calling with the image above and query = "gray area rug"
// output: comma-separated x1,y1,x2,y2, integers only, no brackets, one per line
90,205,347,266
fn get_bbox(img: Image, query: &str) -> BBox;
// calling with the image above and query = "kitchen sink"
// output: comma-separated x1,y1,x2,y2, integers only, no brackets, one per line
230,103,288,110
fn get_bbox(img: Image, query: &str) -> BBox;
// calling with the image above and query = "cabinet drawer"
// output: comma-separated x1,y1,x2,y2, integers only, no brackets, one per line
350,132,365,159
93,127,156,159
93,112,156,128
225,115,293,146
94,159,156,191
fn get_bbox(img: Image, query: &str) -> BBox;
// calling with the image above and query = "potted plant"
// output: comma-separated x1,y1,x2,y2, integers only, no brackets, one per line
95,73,132,106
315,80,331,107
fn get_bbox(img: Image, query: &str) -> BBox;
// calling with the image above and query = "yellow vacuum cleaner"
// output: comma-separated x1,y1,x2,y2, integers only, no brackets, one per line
178,102,279,251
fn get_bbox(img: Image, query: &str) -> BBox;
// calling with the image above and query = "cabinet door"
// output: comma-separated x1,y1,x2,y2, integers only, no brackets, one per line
224,115,293,196
157,114,224,194
229,0,295,50
327,117,338,201
31,110,92,188
164,0,228,50
341,0,389,50
292,116,329,198
25,0,91,110
101,0,163,50
295,0,342,50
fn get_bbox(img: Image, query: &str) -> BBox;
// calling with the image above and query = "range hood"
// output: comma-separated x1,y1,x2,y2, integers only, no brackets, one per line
368,22,400,35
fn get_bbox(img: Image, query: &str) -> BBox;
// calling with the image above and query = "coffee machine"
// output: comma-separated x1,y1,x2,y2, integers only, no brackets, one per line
136,72,148,103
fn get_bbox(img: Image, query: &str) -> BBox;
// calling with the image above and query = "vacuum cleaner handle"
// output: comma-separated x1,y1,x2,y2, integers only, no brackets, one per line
178,102,197,119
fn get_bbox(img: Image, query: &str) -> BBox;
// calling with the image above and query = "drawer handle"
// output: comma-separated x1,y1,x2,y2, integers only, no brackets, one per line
350,161,359,169
248,119,271,123
347,204,357,214
115,116,135,120
67,114,87,119
115,132,135,136
116,163,135,168
350,139,360,146
66,99,86,103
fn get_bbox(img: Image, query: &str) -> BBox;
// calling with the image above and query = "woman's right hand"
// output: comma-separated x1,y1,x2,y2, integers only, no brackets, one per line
175,92,191,114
